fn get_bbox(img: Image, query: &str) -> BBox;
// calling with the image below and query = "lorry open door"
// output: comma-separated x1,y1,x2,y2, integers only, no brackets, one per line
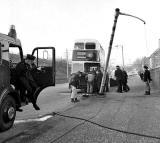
32,47,56,87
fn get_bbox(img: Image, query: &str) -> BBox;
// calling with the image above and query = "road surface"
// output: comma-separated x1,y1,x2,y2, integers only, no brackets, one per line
1,75,160,143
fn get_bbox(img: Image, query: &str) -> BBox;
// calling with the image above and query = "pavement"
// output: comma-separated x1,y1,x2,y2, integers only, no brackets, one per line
1,75,160,143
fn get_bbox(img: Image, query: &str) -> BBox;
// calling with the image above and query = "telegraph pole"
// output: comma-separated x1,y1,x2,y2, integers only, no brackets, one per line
66,48,69,79
122,45,124,67
115,45,125,67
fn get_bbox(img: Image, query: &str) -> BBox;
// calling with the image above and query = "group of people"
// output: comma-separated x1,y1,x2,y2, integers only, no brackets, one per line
85,68,101,95
114,65,130,93
69,68,109,103
69,64,153,103
115,65,152,95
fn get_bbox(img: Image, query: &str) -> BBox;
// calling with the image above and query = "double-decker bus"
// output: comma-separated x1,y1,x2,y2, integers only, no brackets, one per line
71,39,105,91
71,39,105,74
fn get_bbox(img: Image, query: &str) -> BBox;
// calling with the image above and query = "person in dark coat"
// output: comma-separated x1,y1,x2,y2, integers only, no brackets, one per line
95,68,103,93
143,65,152,95
114,65,123,93
122,68,130,92
15,54,40,110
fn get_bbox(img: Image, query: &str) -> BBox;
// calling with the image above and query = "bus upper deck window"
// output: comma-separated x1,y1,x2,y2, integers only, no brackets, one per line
74,43,84,50
85,43,96,49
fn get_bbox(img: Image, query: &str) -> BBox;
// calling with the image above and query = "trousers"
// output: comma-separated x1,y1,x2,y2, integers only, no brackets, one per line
70,85,78,99
19,77,38,104
87,82,94,94
145,81,150,92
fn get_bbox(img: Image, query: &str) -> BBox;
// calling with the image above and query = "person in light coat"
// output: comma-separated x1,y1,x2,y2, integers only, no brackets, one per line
69,71,81,102
86,69,96,95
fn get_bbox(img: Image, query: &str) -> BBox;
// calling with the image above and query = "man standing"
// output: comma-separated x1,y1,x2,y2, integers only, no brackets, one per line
143,65,152,95
122,68,130,92
16,54,40,110
86,68,95,95
114,65,123,93
95,68,103,93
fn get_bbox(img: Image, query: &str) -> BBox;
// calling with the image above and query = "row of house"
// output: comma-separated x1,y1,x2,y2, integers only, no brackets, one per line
149,48,160,69
141,40,160,69
145,39,160,88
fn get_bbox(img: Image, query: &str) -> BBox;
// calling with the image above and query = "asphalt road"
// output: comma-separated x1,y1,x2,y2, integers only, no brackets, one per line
1,75,160,143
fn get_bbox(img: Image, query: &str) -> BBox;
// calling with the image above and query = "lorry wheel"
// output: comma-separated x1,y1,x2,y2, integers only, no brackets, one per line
0,95,16,132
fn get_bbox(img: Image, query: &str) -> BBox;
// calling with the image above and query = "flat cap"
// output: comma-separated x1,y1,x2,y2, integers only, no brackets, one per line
143,65,148,69
26,54,36,60
116,65,120,68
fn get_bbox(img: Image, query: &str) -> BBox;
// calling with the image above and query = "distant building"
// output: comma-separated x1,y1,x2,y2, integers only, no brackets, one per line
143,56,150,68
149,48,160,69
147,39,160,69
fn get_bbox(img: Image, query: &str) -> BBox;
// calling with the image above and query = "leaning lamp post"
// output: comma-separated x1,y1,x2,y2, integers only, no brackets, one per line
99,8,146,95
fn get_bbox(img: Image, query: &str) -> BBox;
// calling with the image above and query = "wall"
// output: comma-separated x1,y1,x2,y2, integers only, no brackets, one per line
150,67,160,89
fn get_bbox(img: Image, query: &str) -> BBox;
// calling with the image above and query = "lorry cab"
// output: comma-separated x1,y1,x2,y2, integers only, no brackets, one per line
0,26,55,132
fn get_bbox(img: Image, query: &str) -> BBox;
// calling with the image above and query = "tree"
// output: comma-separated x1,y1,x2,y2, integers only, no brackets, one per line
132,57,146,70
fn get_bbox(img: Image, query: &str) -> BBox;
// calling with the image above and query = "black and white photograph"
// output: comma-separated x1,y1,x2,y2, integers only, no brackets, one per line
0,0,160,142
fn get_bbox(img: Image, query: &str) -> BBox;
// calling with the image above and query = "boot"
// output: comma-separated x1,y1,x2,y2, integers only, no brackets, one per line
33,103,40,110
71,98,74,103
144,91,150,95
74,98,80,102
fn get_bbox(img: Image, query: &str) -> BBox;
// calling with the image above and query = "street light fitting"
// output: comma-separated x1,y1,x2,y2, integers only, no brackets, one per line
116,8,146,24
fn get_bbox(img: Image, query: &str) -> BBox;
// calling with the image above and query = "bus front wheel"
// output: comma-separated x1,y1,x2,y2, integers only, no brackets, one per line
0,95,16,132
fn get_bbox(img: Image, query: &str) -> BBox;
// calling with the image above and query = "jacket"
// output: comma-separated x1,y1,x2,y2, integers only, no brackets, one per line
15,60,34,81
115,68,123,80
86,72,95,82
143,69,152,82
69,73,79,87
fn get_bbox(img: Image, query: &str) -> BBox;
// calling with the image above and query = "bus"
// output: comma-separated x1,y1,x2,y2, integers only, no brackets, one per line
71,39,105,91
71,39,105,73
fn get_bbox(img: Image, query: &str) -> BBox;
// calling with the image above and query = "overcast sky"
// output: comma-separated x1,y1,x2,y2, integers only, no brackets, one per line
1,0,160,65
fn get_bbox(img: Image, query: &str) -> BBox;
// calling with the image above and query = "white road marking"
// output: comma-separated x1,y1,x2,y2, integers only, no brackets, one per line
14,115,53,124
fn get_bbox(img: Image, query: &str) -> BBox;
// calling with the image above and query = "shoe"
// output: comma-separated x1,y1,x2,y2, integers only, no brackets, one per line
74,98,80,102
16,108,23,112
147,91,150,95
144,91,150,95
117,90,122,93
83,94,89,97
71,98,74,102
33,104,40,110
